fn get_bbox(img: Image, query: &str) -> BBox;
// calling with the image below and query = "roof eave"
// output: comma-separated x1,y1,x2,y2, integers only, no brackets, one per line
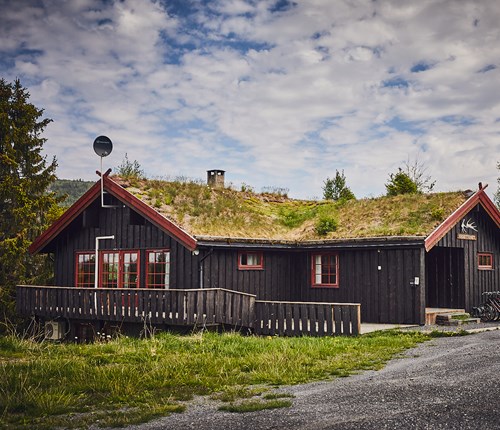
29,175,198,254
196,235,426,249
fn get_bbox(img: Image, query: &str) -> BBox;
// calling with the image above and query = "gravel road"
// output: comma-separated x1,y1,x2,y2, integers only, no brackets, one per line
120,329,500,430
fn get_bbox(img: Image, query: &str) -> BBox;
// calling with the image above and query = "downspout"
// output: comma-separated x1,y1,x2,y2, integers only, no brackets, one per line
198,248,214,289
94,235,115,289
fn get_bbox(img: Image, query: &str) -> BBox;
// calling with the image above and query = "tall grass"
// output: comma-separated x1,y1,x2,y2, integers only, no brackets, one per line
119,175,465,240
0,330,430,429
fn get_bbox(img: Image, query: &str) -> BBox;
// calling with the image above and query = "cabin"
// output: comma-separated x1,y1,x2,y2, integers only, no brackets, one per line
17,170,500,340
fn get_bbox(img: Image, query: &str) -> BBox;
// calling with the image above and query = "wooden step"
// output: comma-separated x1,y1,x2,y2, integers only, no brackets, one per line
435,313,480,326
426,308,465,325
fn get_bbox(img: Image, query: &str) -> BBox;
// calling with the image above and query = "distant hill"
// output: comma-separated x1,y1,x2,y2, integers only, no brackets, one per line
50,179,94,206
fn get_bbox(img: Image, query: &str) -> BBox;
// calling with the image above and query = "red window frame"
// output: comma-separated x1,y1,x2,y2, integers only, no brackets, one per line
478,253,493,270
101,251,119,288
75,252,96,288
75,250,140,288
311,253,339,288
238,252,264,270
100,251,140,288
146,250,171,288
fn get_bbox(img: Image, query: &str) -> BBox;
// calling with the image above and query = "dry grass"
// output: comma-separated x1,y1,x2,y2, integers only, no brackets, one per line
113,176,467,241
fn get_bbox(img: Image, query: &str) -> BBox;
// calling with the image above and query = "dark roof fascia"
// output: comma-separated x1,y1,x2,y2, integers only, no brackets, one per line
195,235,426,250
298,237,425,250
102,176,197,251
29,175,197,254
425,188,500,252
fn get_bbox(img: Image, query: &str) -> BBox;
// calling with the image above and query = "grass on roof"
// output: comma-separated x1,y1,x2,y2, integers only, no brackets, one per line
113,176,466,240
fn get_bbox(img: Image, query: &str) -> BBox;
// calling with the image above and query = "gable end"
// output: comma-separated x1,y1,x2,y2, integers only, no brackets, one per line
29,175,197,254
425,189,500,251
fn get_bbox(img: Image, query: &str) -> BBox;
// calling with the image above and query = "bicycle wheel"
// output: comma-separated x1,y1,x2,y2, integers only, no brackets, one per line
481,304,494,322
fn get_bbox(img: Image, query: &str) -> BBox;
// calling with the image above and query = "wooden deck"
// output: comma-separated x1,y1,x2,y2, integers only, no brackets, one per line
16,285,361,336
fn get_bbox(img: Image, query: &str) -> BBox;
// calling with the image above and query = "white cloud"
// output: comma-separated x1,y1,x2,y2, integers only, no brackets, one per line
0,0,498,199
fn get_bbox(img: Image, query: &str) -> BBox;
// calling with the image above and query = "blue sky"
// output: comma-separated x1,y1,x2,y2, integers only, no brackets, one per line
1,0,499,199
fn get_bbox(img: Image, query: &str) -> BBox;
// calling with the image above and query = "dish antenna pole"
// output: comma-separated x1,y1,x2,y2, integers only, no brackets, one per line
93,135,117,208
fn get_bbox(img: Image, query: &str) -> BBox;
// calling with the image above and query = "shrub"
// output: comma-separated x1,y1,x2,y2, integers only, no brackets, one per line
316,216,338,236
385,169,418,196
431,207,445,221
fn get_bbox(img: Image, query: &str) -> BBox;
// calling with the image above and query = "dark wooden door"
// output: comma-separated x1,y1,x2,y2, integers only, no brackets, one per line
426,247,465,309
378,249,421,324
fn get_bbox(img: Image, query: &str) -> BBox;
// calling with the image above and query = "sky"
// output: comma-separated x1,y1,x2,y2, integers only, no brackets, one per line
1,0,499,200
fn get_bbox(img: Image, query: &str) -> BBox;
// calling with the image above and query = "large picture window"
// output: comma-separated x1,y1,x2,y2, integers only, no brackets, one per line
146,250,171,288
75,250,140,288
100,251,140,288
311,253,339,287
238,252,264,270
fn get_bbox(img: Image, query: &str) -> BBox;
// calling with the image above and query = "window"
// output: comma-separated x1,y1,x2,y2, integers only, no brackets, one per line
311,253,339,287
146,250,170,288
76,253,95,287
100,251,140,288
101,252,119,288
122,252,140,288
478,253,493,270
238,252,264,270
75,250,140,288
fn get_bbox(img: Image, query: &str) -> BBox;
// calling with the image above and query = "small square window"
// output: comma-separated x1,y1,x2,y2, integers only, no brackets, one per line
478,253,493,270
238,252,264,270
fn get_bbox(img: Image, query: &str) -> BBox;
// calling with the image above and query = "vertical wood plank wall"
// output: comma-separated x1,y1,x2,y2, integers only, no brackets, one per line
430,204,500,311
202,247,424,324
53,199,200,291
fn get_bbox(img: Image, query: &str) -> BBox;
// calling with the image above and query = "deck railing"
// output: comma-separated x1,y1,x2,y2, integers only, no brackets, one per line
254,300,361,336
16,285,256,329
16,285,361,336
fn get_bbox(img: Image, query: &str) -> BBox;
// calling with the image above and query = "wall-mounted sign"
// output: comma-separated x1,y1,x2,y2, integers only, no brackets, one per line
457,233,477,241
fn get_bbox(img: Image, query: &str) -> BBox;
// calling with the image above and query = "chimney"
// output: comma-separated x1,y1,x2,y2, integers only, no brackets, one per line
207,169,225,188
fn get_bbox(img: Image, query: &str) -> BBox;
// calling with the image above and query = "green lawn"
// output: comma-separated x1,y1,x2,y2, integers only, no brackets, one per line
0,330,431,429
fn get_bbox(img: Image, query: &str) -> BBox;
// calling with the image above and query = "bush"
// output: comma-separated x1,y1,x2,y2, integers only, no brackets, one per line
115,153,144,179
385,169,418,196
315,216,338,236
431,207,445,221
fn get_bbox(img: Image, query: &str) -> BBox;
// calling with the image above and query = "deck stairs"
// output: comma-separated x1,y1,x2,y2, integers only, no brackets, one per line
426,308,480,326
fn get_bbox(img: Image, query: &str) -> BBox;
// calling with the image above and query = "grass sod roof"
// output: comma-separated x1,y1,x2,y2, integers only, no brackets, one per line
112,176,468,242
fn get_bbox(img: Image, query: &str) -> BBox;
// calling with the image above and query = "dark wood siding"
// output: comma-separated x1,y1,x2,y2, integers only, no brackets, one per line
293,248,423,325
426,247,465,309
201,249,295,301
52,197,200,290
202,246,424,324
431,204,500,311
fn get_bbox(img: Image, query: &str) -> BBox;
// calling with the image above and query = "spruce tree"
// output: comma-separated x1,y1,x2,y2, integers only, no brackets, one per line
0,78,61,326
385,168,418,196
323,170,355,202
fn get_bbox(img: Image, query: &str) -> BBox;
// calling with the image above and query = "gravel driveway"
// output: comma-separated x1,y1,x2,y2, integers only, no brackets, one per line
121,329,500,430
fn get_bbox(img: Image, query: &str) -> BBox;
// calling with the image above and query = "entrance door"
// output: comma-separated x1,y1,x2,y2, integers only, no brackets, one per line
426,247,465,309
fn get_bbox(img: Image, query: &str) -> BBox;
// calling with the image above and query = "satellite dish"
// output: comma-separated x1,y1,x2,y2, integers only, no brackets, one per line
93,136,113,157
